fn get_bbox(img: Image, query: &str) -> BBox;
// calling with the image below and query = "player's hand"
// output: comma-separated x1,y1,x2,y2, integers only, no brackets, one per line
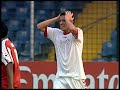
56,14,60,21
65,11,74,21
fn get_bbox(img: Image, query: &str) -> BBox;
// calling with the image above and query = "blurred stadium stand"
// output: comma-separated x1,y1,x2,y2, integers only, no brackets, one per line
75,1,118,62
1,1,118,61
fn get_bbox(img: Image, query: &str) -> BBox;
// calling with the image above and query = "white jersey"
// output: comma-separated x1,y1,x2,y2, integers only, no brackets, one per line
44,27,86,80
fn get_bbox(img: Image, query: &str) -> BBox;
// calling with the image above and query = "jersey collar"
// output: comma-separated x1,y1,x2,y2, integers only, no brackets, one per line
63,31,70,35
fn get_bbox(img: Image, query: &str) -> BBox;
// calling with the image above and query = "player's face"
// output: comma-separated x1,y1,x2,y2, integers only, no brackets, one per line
59,15,68,31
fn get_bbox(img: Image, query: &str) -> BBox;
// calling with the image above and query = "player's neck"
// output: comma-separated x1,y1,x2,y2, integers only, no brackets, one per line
63,30,70,35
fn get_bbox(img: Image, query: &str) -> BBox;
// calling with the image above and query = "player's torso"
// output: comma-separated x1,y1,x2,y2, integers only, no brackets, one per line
2,38,21,88
55,32,73,60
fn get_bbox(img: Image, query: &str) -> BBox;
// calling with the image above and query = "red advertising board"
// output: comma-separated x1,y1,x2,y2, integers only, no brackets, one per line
19,61,119,89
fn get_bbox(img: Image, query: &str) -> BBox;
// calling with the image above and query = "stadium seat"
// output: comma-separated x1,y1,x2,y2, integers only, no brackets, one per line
20,41,30,56
111,57,118,61
110,30,118,55
42,1,55,10
4,1,16,9
60,1,72,10
111,29,117,42
19,41,41,58
102,42,113,56
8,20,20,31
34,29,41,41
34,41,42,55
15,1,28,7
8,31,17,41
16,7,28,21
35,10,47,21
101,41,118,61
25,19,30,31
8,8,17,19
39,32,49,45
16,30,30,43
1,7,9,21
92,58,106,62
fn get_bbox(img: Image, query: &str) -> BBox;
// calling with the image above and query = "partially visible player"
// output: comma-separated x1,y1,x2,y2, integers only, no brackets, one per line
1,22,21,89
37,11,88,89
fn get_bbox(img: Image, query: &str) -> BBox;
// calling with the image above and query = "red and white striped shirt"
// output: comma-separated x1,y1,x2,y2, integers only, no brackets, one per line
1,38,21,89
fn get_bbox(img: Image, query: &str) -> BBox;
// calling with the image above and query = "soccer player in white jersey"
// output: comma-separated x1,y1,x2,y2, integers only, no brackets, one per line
1,22,21,89
37,11,88,89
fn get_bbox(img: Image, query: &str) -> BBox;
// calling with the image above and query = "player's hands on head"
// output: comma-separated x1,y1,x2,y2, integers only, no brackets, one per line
65,11,74,21
56,14,61,21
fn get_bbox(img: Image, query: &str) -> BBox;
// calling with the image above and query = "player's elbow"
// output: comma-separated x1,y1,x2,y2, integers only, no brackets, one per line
37,23,45,32
37,23,41,30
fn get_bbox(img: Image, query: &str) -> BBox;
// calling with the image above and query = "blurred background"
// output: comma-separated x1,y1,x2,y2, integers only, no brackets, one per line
1,1,119,62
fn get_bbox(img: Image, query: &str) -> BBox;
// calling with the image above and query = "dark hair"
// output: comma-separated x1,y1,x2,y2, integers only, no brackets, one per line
60,11,66,16
59,11,75,23
0,22,8,38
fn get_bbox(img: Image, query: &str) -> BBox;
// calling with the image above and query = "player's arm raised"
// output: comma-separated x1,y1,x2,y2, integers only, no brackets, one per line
65,11,78,35
37,16,60,32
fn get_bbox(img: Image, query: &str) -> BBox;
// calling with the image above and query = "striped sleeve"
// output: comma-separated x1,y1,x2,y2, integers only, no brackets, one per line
77,28,83,43
2,40,14,66
44,27,58,42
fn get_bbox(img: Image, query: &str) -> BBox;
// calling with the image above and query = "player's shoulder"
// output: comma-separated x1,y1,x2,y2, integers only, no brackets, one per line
47,27,62,33
76,27,83,33
2,38,13,48
76,27,83,31
49,27,61,30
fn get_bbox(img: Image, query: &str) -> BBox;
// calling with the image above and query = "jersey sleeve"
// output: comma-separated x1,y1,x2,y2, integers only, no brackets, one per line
76,28,83,43
2,42,14,66
44,27,58,42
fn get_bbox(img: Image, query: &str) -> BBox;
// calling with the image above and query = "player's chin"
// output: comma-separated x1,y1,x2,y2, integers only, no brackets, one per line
60,27,65,31
62,29,66,31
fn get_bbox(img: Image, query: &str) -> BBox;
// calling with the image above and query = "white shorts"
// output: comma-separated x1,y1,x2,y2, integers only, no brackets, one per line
53,77,88,89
